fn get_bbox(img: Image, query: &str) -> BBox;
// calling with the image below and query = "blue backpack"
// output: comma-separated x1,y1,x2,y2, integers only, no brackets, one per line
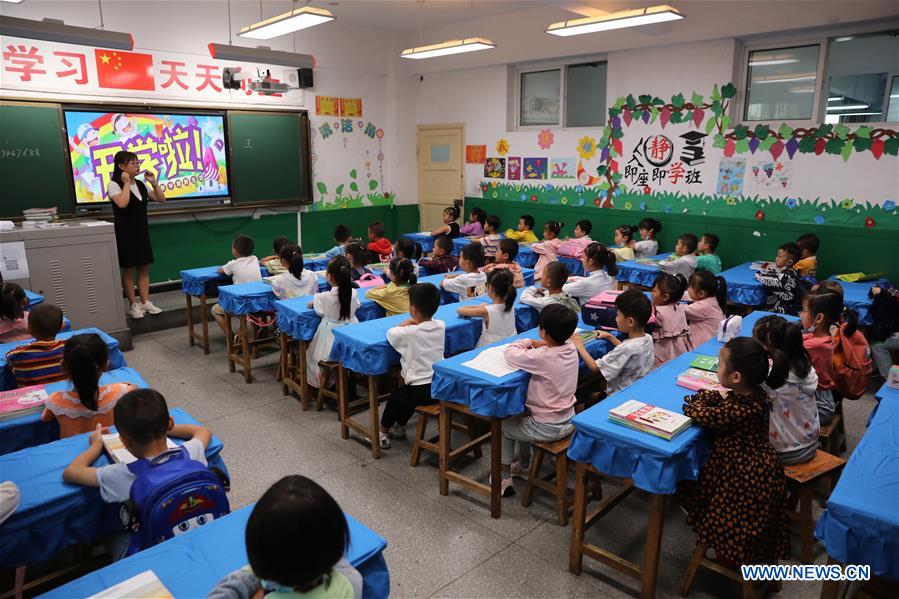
122,447,230,555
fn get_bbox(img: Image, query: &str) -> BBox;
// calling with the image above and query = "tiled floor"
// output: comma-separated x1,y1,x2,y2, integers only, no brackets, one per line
125,324,878,598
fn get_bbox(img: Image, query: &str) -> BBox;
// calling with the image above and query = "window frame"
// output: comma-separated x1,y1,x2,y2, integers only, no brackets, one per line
513,55,608,131
735,24,899,127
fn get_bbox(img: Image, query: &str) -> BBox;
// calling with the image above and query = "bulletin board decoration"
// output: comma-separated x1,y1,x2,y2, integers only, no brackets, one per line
496,138,510,157
484,157,506,178
315,95,339,116
466,145,487,164
312,117,391,211
340,98,363,117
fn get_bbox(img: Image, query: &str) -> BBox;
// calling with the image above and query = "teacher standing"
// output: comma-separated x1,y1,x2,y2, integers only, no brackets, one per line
107,150,166,319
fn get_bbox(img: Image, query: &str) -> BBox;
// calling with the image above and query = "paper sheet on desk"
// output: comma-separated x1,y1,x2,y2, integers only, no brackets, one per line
462,344,519,377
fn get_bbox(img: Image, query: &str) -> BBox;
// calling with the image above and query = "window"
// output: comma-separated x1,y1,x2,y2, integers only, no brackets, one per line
741,30,898,124
516,59,607,129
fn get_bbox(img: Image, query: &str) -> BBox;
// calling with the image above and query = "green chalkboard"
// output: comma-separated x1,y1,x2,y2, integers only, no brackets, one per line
227,111,312,205
0,102,74,218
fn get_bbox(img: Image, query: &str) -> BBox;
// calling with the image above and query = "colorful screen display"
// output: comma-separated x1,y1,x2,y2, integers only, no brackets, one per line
64,110,229,204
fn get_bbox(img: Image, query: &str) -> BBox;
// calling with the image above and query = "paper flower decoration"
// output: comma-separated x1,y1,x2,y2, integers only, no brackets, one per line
577,136,597,161
496,138,510,157
865,217,875,228
561,197,569,205
840,198,854,209
725,196,737,206
624,202,633,210
519,192,528,202
786,198,798,209
814,214,826,225
537,129,554,150
643,186,652,195
882,200,896,212
755,210,765,221
594,197,603,207
639,202,647,210
530,194,538,202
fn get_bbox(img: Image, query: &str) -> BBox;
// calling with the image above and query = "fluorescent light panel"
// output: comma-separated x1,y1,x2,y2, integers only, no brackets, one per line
753,74,816,84
239,6,334,40
833,111,880,116
546,5,684,37
208,43,315,68
1,0,26,4
0,15,133,49
827,104,870,111
401,37,495,59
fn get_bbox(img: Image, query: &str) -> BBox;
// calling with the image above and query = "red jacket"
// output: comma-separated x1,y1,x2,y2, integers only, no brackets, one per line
367,238,393,261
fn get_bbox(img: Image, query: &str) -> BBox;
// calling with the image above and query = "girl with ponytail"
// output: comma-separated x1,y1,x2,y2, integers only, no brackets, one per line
41,333,133,438
611,224,638,262
563,242,618,307
271,244,319,299
367,257,417,316
685,269,729,346
677,336,790,567
650,273,694,366
306,256,361,389
531,220,564,279
0,282,30,342
431,205,462,238
458,269,517,347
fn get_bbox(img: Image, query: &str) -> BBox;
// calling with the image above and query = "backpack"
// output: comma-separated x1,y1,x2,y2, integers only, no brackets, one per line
832,324,872,400
356,273,386,288
582,290,657,333
122,447,230,555
557,237,593,260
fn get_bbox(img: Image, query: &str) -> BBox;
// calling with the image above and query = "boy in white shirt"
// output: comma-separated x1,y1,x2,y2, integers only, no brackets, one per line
378,283,445,449
442,243,487,298
212,234,262,333
572,289,655,394
658,233,699,280
520,262,580,315
270,244,319,299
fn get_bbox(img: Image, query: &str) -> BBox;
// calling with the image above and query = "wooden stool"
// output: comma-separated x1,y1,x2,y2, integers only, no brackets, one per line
316,361,340,412
680,542,779,598
522,435,573,526
818,401,846,454
784,449,846,564
410,404,483,466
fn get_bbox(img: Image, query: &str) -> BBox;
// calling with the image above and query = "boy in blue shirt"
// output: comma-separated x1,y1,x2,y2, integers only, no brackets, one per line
324,224,352,259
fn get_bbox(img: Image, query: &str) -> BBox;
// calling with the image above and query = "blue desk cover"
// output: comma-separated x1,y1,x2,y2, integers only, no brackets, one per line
179,265,269,298
448,236,537,269
719,262,765,307
825,276,878,326
694,310,797,357
815,389,899,580
559,256,586,277
402,231,437,254
567,350,711,495
1,327,125,391
39,505,389,599
25,290,43,307
431,329,615,419
0,408,227,569
0,367,148,456
615,253,674,288
451,236,478,257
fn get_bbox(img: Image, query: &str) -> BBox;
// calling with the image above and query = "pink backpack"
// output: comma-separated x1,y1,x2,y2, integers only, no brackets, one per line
557,237,593,259
582,290,657,331
356,273,386,288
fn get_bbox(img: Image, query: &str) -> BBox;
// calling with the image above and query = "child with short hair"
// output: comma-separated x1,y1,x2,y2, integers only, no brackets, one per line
460,207,486,237
794,233,819,277
684,270,728,347
801,291,841,424
366,221,393,262
753,315,819,465
505,214,538,243
651,273,694,366
531,220,564,279
259,236,292,275
442,244,487,298
755,242,802,315
418,236,459,275
306,256,360,389
482,238,524,288
635,218,662,259
572,290,654,393
366,257,417,316
499,304,579,497
324,224,352,259
573,219,593,241
611,224,637,262
212,234,262,333
378,283,444,448
659,233,699,278
271,245,318,300
394,238,420,277
41,334,134,439
476,215,503,261
520,262,580,314
0,282,29,342
5,303,66,387
209,475,362,599
677,337,790,567
345,242,373,282
696,233,722,274
563,242,617,306
458,269,517,347
431,206,462,238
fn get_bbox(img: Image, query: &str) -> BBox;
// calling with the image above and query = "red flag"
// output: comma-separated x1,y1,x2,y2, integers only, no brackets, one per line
94,49,155,90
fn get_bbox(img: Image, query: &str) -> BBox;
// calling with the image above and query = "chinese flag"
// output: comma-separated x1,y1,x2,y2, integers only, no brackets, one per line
94,49,155,90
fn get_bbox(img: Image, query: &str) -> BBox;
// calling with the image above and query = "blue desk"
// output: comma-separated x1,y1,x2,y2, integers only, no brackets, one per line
815,385,899,581
1,328,125,391
719,262,765,307
0,408,227,569
616,253,674,288
559,256,586,277
449,236,537,269
826,277,878,326
39,505,390,599
694,310,797,357
402,231,438,254
0,367,147,456
24,290,43,307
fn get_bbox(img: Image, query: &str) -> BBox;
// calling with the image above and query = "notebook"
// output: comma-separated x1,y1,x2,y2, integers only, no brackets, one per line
0,385,49,420
102,433,177,464
676,368,727,393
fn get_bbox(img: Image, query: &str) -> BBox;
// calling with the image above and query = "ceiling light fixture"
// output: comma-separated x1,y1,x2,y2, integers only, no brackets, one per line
401,0,495,60
828,97,843,102
0,15,133,49
826,104,870,111
830,111,880,116
546,4,684,37
208,43,315,68
753,74,816,84
238,5,334,40
1,1,26,4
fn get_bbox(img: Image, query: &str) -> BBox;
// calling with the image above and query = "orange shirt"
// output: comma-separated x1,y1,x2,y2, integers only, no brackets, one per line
40,382,131,438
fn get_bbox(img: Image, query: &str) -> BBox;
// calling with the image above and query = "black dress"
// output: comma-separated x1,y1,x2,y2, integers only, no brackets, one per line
447,222,461,238
111,180,154,268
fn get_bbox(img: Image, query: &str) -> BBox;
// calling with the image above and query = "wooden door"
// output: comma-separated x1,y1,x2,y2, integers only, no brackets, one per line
417,125,463,231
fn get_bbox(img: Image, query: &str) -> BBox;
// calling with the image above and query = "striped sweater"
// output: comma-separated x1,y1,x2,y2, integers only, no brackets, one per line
5,339,66,387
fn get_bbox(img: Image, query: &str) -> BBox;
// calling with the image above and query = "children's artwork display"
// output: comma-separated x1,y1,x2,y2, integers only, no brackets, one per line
715,159,746,196
551,157,576,178
523,157,547,180
507,157,521,180
751,161,793,190
484,158,506,179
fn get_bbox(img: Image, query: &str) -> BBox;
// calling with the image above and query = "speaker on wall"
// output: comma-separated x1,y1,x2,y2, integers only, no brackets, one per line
297,68,313,88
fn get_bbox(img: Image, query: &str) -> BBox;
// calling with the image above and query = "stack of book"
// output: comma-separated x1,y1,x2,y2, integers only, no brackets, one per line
689,354,719,372
608,399,692,440
0,385,49,420
677,368,727,392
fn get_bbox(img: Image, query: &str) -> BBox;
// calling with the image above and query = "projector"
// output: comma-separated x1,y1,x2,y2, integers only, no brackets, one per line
223,67,292,95
247,79,291,95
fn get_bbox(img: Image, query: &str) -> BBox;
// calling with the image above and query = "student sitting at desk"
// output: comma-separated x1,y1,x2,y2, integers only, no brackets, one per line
658,233,699,279
442,244,487,298
306,257,361,389
794,232,819,278
520,262,580,315
0,282,29,343
430,205,462,238
499,304,579,497
377,283,444,449
325,224,352,259
482,239,524,288
6,303,66,388
270,245,318,300
531,220,564,279
394,238,420,277
505,214,538,244
634,218,662,259
754,242,801,315
677,338,790,567
418,235,459,275
366,221,393,263
209,475,363,599
258,236,292,276
611,224,637,262
563,242,618,307
684,270,728,347
41,334,134,439
345,242,373,283
651,273,694,367
457,269,517,348
460,207,486,237
366,257,417,317
472,215,502,261
212,234,262,334
571,290,654,394
696,233,722,274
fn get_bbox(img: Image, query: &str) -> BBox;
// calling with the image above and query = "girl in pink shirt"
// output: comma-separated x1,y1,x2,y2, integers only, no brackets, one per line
459,207,486,237
651,273,694,366
0,282,30,343
801,291,840,425
684,270,728,347
499,304,579,497
531,220,564,279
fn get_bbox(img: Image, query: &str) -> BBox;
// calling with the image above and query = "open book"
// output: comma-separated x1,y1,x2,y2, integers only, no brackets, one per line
88,570,173,599
609,399,692,440
102,433,176,464
749,261,775,271
0,385,49,420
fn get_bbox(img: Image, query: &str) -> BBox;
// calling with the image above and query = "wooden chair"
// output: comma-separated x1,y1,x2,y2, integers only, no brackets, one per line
680,542,780,598
522,435,573,526
410,403,483,466
818,400,846,454
784,449,846,564
316,360,340,412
